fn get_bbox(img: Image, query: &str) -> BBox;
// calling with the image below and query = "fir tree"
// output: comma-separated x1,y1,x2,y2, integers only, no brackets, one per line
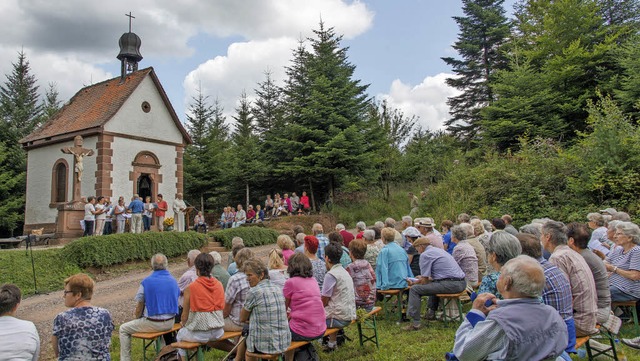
41,82,61,121
252,70,283,136
441,0,511,145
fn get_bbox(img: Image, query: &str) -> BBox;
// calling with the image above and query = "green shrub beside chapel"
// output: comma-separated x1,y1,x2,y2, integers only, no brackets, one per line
60,231,208,268
209,227,279,249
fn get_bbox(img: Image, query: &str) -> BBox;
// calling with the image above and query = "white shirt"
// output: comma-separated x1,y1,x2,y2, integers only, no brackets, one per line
84,203,95,221
95,204,106,220
0,316,40,361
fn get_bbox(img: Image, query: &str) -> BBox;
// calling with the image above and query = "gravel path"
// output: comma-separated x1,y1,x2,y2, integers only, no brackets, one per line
17,243,278,360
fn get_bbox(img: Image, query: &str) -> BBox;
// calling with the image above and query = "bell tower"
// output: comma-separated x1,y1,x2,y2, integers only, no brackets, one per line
117,12,143,81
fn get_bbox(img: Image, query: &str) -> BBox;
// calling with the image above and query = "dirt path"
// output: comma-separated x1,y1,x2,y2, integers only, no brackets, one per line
17,243,277,360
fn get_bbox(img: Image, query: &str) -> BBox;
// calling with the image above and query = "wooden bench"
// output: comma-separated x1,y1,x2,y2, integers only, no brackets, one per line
378,288,409,321
171,331,242,361
0,237,22,249
612,300,639,336
436,291,466,325
132,323,181,361
246,307,382,360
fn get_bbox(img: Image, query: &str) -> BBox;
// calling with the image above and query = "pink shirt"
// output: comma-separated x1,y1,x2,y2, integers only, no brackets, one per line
283,249,295,265
283,276,326,337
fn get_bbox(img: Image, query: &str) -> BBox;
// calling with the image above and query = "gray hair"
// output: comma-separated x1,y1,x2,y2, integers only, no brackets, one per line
231,237,244,248
151,254,168,270
187,249,201,264
612,212,631,222
460,223,474,238
295,232,306,246
356,221,367,231
615,222,640,245
487,231,522,266
336,223,346,231
519,223,542,239
470,219,484,237
363,229,375,241
374,221,385,229
384,218,396,228
208,251,222,265
541,221,568,246
402,216,413,225
312,223,324,234
608,220,622,232
450,225,467,242
481,219,492,233
457,213,471,224
587,212,605,227
500,255,545,298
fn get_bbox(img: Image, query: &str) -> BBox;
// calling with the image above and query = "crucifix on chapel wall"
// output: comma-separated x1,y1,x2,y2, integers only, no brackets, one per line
61,135,94,202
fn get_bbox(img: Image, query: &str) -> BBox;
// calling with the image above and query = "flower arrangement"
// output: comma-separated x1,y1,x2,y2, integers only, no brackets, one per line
164,217,174,227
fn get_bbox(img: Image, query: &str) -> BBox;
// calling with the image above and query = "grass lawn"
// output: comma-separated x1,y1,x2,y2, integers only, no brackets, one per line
108,304,640,360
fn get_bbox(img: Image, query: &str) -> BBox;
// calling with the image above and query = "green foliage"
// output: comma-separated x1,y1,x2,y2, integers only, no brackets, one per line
209,227,279,249
0,248,82,296
60,232,208,268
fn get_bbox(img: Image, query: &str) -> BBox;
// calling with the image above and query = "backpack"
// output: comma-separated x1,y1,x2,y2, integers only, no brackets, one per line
294,343,319,361
154,345,179,361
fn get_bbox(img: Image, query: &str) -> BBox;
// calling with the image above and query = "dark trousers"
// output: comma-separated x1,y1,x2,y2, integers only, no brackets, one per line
83,220,94,236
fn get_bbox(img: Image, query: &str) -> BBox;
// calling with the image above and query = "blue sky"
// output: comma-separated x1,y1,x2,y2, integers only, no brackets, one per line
0,0,517,131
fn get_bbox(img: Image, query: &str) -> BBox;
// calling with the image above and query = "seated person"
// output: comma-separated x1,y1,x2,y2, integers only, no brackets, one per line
404,237,467,330
346,240,376,311
283,253,327,361
236,259,291,361
452,255,568,361
176,253,225,359
246,205,256,224
194,211,207,233
268,248,289,290
321,243,356,352
219,207,230,229
227,244,245,276
376,227,412,290
209,251,231,289
255,205,265,222
53,274,113,360
0,284,40,360
223,248,253,332
478,231,522,299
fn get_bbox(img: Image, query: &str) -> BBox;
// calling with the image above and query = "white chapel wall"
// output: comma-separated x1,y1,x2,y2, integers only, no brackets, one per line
104,75,183,144
24,136,98,225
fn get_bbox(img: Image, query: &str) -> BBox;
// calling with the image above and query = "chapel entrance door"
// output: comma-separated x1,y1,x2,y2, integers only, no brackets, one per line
137,174,152,201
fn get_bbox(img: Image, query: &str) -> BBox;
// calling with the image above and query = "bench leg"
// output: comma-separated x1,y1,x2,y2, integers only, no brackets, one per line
357,315,379,349
631,306,640,336
585,329,618,361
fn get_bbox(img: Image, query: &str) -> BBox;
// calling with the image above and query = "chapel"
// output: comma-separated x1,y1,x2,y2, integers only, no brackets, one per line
19,26,190,237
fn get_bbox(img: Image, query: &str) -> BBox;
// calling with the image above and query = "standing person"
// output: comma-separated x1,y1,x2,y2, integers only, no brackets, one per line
235,259,291,361
0,284,40,360
408,192,419,217
127,195,144,234
175,254,225,360
541,221,598,337
155,194,168,232
83,196,99,236
173,193,187,232
283,253,326,361
94,196,107,236
264,195,274,216
103,198,113,235
114,197,126,233
321,244,356,352
300,191,310,213
143,196,154,232
119,254,179,361
233,204,246,228
52,274,114,360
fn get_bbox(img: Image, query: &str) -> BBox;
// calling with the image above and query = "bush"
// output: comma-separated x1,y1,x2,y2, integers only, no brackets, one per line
0,248,82,296
60,231,208,268
209,227,279,248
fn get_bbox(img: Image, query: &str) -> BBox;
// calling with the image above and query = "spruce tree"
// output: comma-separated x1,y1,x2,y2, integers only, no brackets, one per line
441,0,510,145
41,82,61,121
252,70,283,137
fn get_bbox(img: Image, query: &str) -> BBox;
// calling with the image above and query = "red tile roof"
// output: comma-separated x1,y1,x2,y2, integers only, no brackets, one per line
20,67,190,147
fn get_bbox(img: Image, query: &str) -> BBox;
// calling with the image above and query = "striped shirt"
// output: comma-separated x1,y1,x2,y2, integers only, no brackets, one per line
606,245,640,299
244,280,291,354
224,272,249,325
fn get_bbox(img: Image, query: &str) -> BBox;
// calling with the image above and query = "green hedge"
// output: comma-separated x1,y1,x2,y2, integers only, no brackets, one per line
60,231,208,268
209,227,279,248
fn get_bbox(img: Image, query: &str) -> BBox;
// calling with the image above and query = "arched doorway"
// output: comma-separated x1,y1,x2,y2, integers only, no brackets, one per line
137,174,152,201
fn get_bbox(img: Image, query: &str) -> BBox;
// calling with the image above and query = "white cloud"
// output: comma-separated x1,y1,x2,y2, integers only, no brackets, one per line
378,73,461,132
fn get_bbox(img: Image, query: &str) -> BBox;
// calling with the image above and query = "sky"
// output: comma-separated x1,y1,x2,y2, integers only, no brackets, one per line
0,0,517,132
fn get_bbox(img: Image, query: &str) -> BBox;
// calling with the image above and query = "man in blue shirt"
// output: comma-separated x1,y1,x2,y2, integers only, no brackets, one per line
119,254,179,361
127,195,144,234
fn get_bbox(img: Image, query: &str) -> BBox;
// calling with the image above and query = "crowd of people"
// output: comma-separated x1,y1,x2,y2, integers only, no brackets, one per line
3,207,640,360
218,192,312,229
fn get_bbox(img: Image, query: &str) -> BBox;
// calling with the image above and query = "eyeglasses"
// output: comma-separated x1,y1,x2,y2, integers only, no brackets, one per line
63,290,74,296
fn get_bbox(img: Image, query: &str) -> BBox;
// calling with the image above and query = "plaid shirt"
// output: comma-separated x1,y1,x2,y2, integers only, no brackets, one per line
244,280,291,354
315,234,330,260
540,258,573,320
224,272,249,325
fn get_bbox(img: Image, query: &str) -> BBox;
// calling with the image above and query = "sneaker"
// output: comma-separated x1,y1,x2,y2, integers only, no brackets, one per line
401,323,423,331
621,336,640,350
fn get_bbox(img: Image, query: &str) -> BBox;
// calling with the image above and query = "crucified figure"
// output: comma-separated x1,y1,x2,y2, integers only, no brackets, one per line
61,135,94,201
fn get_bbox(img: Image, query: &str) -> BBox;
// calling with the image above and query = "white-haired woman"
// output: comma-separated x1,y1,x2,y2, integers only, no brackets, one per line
478,231,522,299
604,221,640,302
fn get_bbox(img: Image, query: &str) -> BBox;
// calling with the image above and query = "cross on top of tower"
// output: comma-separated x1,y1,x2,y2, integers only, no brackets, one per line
125,12,135,32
